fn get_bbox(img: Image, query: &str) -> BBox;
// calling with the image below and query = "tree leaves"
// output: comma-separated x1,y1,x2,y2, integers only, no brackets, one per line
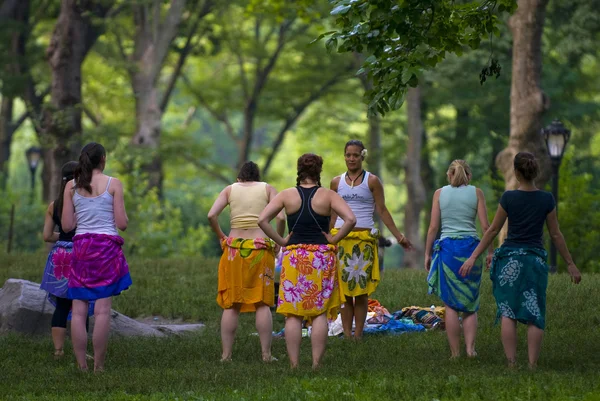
325,0,518,116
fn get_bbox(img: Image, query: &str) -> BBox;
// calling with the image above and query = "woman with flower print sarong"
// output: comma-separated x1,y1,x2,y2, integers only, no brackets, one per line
459,152,581,369
330,140,413,340
424,160,493,359
208,161,285,363
258,153,356,369
41,161,93,359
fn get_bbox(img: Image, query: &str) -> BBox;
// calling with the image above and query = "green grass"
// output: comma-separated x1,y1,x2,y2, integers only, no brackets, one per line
1,252,599,401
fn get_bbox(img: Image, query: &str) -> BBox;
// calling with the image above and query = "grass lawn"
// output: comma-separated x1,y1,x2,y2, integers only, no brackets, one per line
1,252,599,401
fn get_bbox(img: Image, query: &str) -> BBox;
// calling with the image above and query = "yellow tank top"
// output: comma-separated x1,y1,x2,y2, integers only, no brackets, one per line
229,182,269,229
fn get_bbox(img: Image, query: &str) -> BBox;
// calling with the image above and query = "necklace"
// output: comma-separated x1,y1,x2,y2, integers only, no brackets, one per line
346,170,364,188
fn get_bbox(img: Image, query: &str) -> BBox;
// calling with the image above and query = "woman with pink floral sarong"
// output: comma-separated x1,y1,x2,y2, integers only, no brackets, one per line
208,161,285,363
62,142,131,372
258,153,356,370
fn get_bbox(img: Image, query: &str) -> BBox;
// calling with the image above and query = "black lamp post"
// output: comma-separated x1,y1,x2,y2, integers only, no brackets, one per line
25,146,42,199
541,119,571,273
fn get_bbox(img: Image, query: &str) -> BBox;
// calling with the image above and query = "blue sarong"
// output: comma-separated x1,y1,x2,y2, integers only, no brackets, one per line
490,246,548,329
427,236,482,313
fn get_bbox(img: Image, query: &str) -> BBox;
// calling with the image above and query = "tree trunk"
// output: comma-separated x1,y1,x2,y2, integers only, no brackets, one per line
453,107,469,161
496,0,550,242
403,87,426,268
0,97,13,189
130,0,187,195
497,0,551,191
41,0,114,202
420,100,435,246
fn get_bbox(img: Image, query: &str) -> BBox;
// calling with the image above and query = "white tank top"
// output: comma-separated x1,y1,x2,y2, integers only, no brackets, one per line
73,177,118,236
334,171,375,229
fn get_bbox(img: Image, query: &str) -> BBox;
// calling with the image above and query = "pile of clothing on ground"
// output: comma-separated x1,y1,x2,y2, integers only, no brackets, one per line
327,299,446,337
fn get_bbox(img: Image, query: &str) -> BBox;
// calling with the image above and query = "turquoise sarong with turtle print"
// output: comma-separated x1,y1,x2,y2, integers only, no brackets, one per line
490,246,548,330
427,236,482,313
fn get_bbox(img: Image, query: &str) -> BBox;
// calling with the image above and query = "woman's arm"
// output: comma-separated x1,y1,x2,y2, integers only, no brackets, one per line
267,184,286,237
370,174,413,250
476,188,494,268
112,178,129,231
43,202,59,243
258,192,289,246
61,181,76,232
324,191,356,244
424,189,441,271
458,204,507,277
546,208,581,283
328,177,340,230
207,186,230,241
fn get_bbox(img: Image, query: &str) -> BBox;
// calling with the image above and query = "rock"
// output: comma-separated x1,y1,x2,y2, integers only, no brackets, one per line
0,279,55,336
0,279,202,337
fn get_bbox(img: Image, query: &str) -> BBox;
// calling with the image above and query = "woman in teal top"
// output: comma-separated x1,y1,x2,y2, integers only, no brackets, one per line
460,152,581,369
425,160,493,359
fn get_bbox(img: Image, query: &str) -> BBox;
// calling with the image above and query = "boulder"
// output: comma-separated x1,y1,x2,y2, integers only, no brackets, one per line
0,279,203,337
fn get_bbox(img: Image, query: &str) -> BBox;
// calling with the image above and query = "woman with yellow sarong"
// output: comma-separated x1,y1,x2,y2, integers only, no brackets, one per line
258,154,356,369
330,140,414,339
208,161,285,362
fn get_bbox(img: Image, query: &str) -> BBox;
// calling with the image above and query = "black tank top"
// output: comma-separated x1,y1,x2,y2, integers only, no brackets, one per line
53,203,76,242
287,186,330,246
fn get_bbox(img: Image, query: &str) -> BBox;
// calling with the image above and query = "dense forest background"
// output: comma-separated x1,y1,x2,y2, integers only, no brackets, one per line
1,0,598,272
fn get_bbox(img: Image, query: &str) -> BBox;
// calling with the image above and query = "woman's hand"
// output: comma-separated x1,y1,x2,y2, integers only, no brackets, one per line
278,232,293,247
567,262,582,284
486,253,494,270
424,255,432,272
398,235,414,251
458,257,476,277
322,231,338,245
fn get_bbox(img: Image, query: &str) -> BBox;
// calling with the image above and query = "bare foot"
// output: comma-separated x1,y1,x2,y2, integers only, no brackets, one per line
53,349,64,360
507,359,517,369
467,350,478,358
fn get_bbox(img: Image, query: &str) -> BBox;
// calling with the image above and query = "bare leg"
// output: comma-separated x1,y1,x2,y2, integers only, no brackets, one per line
501,317,518,367
353,294,369,340
51,327,67,357
527,324,544,369
255,303,273,361
444,304,461,358
462,311,478,357
92,297,112,372
340,299,354,338
220,305,241,361
310,313,328,370
285,316,303,368
71,300,89,370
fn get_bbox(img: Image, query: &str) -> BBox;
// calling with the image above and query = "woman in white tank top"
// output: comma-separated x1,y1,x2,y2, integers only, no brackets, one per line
62,142,131,372
424,160,492,359
329,140,413,340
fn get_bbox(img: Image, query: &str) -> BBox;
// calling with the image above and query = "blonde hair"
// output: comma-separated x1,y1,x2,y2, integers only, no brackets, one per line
447,160,471,187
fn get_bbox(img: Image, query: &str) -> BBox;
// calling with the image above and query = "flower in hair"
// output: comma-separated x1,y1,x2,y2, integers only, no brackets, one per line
361,149,368,158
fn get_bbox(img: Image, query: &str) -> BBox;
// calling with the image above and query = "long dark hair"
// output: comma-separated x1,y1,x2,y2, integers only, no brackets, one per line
237,161,260,182
54,161,78,221
75,142,106,193
296,153,323,186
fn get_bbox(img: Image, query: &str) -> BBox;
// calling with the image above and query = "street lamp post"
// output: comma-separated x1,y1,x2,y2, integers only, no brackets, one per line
541,120,571,273
25,146,42,200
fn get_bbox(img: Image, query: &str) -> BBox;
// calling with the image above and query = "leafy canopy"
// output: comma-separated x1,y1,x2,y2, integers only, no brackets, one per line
322,0,518,115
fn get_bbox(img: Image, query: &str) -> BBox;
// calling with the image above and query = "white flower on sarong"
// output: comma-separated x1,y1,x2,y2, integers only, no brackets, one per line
535,257,545,266
344,253,369,284
498,302,516,319
522,290,542,318
499,258,521,287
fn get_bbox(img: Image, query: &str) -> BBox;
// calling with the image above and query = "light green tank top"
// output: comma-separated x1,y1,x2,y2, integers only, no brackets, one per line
439,185,478,238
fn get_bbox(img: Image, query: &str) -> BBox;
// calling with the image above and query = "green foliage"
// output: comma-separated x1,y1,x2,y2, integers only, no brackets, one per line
325,0,517,115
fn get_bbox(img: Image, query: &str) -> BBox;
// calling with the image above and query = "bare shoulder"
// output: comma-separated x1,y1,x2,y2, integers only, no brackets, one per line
368,173,382,190
47,201,55,213
475,187,485,197
330,175,341,190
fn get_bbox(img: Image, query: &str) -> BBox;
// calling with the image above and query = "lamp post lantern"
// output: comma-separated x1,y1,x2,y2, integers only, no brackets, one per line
541,119,571,273
25,146,42,199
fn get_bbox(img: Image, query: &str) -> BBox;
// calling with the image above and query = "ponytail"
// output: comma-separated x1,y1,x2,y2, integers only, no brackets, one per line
55,161,78,221
74,142,107,193
448,159,471,187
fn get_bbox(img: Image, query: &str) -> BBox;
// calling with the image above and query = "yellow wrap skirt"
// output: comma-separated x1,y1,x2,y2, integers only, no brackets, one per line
277,244,343,321
217,237,275,312
333,228,380,297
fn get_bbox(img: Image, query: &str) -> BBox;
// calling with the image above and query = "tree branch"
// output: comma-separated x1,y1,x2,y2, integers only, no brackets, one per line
182,153,232,184
82,105,100,126
150,0,186,85
262,71,348,177
182,74,238,143
160,0,214,113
